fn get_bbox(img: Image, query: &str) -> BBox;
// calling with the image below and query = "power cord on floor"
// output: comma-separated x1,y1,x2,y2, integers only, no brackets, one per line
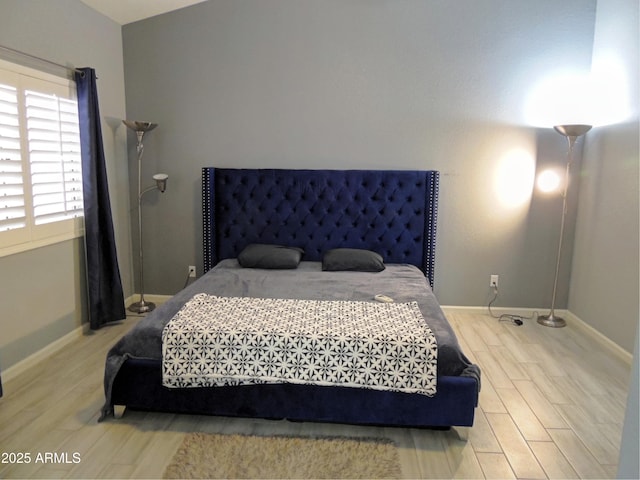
488,285,537,326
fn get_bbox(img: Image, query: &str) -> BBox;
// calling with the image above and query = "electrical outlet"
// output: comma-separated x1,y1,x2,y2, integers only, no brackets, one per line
490,274,499,288
188,265,196,278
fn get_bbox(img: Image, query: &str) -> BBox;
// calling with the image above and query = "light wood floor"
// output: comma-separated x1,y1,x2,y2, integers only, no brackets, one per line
0,309,631,479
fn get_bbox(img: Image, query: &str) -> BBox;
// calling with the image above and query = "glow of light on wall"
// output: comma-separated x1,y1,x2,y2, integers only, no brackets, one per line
494,149,536,208
524,70,593,127
537,168,562,194
524,53,631,127
589,51,632,126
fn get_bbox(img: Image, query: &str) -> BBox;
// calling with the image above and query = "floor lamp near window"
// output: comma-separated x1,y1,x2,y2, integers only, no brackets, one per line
537,124,592,328
123,120,168,314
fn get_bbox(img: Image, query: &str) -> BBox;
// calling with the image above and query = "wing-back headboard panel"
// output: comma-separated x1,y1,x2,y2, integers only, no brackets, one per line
203,168,439,286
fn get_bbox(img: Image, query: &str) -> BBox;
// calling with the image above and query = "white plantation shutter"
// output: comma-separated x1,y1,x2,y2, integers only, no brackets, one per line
0,83,26,232
0,60,83,255
26,90,82,225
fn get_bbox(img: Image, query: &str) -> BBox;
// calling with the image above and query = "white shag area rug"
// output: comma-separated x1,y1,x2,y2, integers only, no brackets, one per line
163,432,401,479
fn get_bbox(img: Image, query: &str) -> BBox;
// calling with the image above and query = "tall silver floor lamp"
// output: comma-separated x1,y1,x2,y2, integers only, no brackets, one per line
123,120,168,314
537,124,591,328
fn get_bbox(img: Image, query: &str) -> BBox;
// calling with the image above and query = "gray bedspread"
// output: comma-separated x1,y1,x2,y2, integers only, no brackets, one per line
100,260,479,419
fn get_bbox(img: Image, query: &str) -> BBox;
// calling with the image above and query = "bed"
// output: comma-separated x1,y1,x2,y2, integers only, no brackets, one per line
101,168,480,428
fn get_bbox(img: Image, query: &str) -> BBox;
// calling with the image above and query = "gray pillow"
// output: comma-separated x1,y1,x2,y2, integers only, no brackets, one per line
238,244,304,269
322,248,385,272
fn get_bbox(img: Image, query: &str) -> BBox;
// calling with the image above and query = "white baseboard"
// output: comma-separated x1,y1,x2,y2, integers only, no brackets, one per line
442,305,543,318
2,324,87,384
441,305,632,365
563,310,633,366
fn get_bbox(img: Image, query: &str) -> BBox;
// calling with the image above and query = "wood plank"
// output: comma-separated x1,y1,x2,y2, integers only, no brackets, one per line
477,376,508,414
520,363,572,405
555,403,620,465
547,428,611,479
513,379,568,429
529,440,580,479
485,412,547,479
442,428,486,479
410,429,452,478
468,409,501,453
475,350,514,390
495,387,550,441
476,452,516,479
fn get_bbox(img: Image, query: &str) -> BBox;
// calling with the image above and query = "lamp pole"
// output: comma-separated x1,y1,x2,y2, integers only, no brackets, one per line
123,120,159,314
537,124,591,328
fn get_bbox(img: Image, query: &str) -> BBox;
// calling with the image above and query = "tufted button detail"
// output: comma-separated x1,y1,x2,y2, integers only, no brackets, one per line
210,169,438,277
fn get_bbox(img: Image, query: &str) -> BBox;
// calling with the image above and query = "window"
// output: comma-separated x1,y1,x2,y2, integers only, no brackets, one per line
0,59,83,256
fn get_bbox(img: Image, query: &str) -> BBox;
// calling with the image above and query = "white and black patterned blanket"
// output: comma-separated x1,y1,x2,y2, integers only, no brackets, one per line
162,293,438,396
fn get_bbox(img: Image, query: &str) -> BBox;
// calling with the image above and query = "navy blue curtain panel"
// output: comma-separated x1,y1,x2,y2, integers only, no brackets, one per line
76,68,126,329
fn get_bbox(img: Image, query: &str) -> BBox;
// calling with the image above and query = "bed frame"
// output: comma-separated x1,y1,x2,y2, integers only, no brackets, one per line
110,168,479,428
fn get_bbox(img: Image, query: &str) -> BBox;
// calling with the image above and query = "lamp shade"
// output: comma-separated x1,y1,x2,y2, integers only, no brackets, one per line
123,120,158,133
153,173,168,193
553,124,592,138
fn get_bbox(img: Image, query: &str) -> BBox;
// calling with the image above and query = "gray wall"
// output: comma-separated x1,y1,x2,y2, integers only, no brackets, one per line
0,0,131,370
122,0,597,311
569,0,639,353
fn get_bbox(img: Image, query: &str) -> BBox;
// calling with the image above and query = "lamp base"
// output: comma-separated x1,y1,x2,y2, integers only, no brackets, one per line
128,300,156,314
537,312,566,328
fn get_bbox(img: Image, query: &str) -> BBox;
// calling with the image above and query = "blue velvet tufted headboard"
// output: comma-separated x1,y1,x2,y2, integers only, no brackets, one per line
202,168,439,286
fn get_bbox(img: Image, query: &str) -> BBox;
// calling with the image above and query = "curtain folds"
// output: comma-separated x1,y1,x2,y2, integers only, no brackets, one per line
76,67,126,329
